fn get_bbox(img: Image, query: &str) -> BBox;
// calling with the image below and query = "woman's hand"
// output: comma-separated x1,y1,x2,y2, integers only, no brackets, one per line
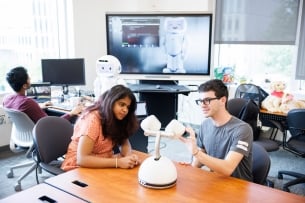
117,154,140,169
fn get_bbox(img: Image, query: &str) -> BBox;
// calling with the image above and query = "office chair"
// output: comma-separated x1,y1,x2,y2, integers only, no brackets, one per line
278,108,305,192
227,98,278,151
32,116,74,183
3,107,37,191
233,84,280,152
252,142,271,185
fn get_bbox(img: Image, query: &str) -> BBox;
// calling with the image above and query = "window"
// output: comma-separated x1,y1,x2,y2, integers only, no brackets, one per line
214,0,303,91
0,0,73,92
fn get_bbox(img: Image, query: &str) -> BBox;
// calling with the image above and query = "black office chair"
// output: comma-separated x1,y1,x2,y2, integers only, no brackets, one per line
234,84,280,152
252,142,271,185
32,116,74,183
278,108,305,192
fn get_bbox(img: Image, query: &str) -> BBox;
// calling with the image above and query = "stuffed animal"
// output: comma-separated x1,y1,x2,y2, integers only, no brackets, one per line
262,80,305,113
261,81,286,113
279,94,305,114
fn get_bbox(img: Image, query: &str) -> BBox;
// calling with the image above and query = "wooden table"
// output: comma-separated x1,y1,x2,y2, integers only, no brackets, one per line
259,109,288,141
0,183,88,203
44,151,305,203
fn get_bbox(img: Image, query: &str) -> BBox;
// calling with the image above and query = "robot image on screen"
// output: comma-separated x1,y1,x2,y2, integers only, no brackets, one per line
162,17,188,74
138,115,186,189
93,55,126,99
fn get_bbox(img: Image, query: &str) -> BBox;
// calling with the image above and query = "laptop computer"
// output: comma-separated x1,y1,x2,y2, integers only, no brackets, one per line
26,82,51,103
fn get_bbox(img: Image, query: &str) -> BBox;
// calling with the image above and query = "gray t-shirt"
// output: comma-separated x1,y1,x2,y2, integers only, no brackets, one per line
197,116,253,181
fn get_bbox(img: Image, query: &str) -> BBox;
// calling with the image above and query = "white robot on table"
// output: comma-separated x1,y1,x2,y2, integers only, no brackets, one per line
93,55,125,100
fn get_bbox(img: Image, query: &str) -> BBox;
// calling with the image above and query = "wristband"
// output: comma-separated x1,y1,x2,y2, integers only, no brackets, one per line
115,158,118,168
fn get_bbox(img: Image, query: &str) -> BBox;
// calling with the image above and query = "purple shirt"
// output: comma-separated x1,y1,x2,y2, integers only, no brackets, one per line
2,93,71,123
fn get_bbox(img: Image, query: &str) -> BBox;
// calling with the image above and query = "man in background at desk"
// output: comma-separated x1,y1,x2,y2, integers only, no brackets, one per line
3,66,82,123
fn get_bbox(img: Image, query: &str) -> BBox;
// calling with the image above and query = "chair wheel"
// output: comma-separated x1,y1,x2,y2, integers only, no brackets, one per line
14,183,21,192
278,173,283,179
7,170,14,178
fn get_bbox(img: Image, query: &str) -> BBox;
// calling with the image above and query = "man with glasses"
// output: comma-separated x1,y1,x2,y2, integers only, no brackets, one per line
180,79,253,181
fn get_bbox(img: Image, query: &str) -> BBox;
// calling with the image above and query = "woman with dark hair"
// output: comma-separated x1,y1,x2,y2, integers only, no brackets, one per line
61,85,140,171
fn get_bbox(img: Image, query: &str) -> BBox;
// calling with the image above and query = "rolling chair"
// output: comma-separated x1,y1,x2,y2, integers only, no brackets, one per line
252,142,271,185
278,108,305,192
32,116,74,183
3,107,37,191
227,98,279,151
234,84,280,152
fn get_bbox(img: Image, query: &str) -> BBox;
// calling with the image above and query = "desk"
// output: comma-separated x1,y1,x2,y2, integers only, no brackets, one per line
260,109,288,142
45,151,305,203
0,183,88,203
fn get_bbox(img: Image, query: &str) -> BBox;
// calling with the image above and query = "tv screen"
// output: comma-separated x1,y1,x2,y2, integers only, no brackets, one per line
106,12,212,81
41,58,86,86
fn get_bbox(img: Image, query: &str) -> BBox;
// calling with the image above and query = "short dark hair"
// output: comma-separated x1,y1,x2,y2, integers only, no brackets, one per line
6,66,29,92
198,79,228,99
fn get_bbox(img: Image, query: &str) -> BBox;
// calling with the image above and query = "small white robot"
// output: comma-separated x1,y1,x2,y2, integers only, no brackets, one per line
93,55,125,100
162,17,188,73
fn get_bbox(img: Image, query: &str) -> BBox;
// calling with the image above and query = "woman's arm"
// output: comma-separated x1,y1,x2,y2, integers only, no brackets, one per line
120,139,133,156
76,135,138,169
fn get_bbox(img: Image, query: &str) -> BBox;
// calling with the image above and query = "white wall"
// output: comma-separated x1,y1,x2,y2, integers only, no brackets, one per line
72,0,214,90
0,95,12,147
0,1,215,147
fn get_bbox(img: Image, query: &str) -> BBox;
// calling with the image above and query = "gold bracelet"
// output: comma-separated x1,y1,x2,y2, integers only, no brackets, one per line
192,149,200,156
115,158,118,168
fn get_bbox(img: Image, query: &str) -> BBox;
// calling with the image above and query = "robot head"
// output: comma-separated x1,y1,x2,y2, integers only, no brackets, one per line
164,17,187,34
96,55,121,77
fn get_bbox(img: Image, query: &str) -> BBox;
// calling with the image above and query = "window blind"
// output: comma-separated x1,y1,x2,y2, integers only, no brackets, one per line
214,0,300,45
296,1,305,80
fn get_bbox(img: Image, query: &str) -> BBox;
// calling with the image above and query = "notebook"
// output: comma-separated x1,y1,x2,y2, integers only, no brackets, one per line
26,82,51,103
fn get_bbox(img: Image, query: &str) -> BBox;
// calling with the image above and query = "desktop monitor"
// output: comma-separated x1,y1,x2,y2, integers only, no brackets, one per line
106,12,213,82
41,58,86,93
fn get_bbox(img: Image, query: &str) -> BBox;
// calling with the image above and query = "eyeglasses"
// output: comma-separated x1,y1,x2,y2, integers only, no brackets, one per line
195,97,219,105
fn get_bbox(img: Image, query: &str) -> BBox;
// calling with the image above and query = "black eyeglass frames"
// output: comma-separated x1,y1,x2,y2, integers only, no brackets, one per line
195,97,219,105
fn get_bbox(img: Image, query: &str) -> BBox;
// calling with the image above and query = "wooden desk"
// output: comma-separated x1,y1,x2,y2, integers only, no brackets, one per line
260,109,287,122
0,183,88,203
45,151,305,203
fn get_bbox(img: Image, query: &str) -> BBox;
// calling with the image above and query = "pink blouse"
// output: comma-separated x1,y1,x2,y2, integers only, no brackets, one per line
61,110,114,171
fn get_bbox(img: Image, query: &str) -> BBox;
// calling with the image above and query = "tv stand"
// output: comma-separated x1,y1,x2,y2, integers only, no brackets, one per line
128,80,192,128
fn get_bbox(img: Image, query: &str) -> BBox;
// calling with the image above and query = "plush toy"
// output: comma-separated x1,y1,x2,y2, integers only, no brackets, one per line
162,17,187,73
280,94,305,114
262,80,305,113
93,55,125,100
261,81,287,113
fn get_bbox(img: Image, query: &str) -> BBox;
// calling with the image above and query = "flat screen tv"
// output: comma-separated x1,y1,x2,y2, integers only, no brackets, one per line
106,12,212,81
